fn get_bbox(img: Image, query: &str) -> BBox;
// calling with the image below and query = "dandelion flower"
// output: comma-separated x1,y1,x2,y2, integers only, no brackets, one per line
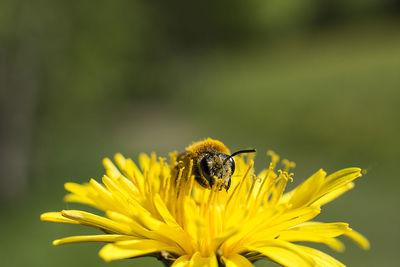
41,139,369,266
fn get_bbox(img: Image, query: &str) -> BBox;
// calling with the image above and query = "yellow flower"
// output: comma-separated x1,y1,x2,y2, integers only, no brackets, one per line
41,149,369,267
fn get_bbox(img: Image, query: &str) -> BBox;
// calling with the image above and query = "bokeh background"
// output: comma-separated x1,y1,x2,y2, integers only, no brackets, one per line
1,1,399,266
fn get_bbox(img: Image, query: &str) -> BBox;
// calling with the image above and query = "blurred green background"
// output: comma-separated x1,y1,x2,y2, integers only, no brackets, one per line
1,1,399,266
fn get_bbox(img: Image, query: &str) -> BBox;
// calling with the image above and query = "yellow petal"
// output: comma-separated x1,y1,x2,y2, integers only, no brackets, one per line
312,182,354,207
107,209,186,253
106,210,134,224
63,182,104,210
221,253,253,267
64,182,91,195
289,169,325,208
278,231,345,252
261,222,350,252
114,239,182,253
297,245,345,267
172,255,191,267
227,207,320,252
103,157,122,179
99,239,181,262
189,252,218,267
343,229,370,250
153,193,180,227
138,153,151,172
63,193,96,206
290,222,351,237
40,212,80,224
212,227,238,253
99,244,150,262
260,207,321,235
248,242,315,267
61,210,132,234
320,168,361,196
124,158,146,193
105,210,164,240
88,178,115,208
53,235,133,245
102,175,129,200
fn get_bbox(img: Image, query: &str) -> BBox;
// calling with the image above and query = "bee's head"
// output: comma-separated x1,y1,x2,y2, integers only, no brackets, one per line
198,149,256,191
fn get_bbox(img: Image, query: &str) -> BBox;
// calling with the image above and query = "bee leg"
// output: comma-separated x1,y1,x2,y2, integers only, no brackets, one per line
224,178,231,192
222,170,232,191
196,174,211,189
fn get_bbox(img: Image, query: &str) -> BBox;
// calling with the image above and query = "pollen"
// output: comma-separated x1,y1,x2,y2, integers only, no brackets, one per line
186,138,231,155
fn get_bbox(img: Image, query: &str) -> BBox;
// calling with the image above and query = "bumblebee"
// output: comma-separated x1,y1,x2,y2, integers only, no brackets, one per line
174,138,255,191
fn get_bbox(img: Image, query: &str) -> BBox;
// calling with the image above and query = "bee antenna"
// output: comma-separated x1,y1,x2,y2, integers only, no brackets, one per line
223,149,256,165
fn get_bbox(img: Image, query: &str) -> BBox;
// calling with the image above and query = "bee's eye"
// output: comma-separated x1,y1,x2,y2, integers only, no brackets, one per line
228,157,235,174
200,156,212,179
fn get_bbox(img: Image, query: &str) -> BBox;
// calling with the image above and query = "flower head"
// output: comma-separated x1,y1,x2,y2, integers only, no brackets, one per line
41,141,369,266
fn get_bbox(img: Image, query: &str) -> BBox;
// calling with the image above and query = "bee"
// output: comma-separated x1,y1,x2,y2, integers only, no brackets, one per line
173,138,256,191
